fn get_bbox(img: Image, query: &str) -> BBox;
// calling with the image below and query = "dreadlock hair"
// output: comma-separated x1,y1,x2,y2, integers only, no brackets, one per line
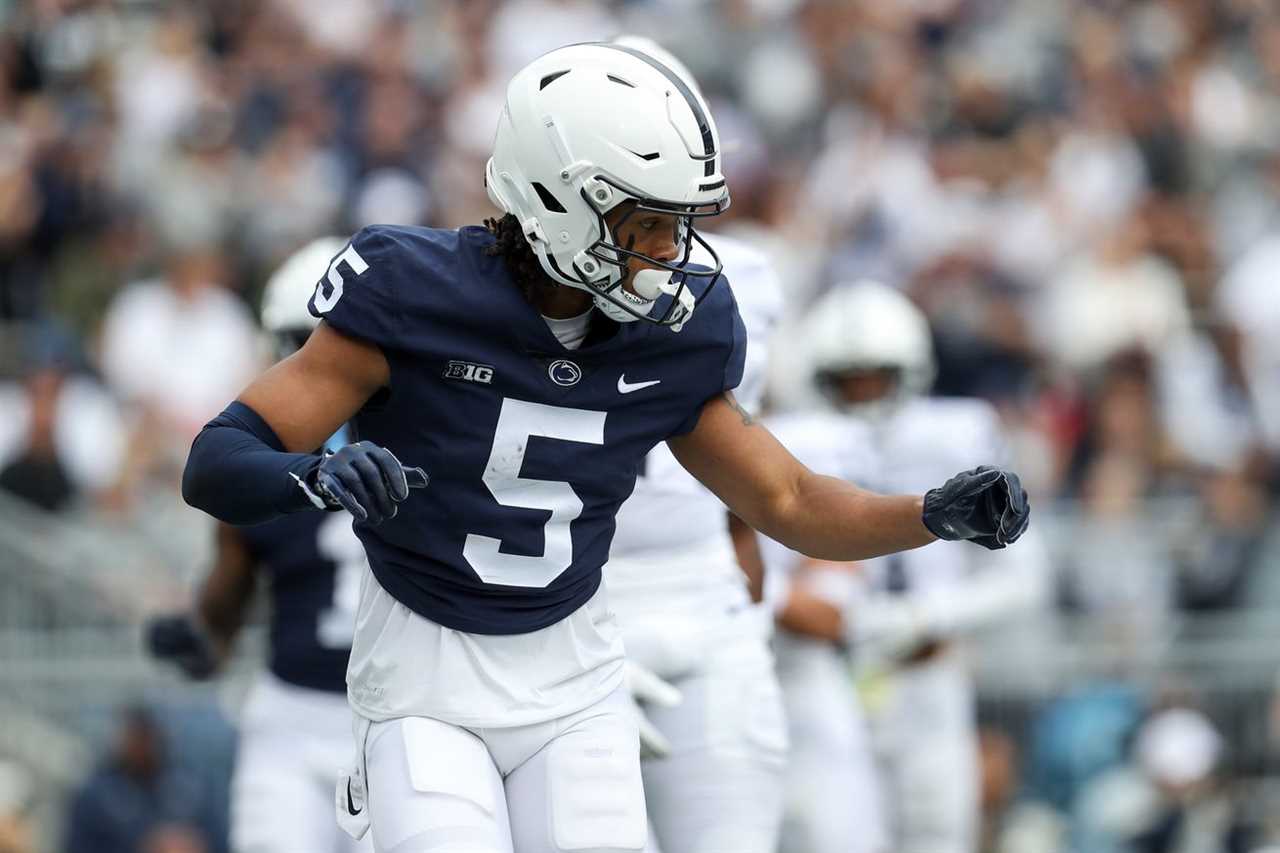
484,214,561,303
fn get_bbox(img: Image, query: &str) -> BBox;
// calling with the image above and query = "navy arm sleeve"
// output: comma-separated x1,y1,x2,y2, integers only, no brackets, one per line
182,401,325,525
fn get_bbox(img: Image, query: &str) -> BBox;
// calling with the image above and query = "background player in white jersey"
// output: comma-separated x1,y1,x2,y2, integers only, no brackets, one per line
782,280,1052,853
148,239,373,853
608,229,786,853
759,410,888,853
603,37,789,853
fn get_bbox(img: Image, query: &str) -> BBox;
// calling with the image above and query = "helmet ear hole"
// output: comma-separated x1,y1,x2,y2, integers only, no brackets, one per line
573,250,602,279
583,179,615,211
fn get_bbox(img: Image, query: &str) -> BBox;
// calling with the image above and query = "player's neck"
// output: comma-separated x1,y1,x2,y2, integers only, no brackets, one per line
532,281,594,319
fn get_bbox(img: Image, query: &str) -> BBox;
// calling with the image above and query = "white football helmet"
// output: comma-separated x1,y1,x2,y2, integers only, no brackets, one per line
485,42,729,330
261,236,347,355
806,280,936,418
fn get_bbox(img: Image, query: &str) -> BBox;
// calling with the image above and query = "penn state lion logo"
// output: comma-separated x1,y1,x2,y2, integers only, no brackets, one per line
548,359,582,387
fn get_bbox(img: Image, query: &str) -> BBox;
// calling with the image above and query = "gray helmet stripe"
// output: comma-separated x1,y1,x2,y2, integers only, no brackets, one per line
593,42,717,177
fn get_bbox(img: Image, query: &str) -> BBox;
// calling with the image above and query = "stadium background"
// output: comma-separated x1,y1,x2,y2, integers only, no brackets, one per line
1,0,1279,850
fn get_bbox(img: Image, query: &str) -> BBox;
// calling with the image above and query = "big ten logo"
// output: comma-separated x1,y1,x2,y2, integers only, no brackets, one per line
443,360,495,384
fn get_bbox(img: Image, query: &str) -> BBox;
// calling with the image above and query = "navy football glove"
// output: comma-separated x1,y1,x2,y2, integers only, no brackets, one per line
922,465,1030,550
305,441,429,526
145,613,219,680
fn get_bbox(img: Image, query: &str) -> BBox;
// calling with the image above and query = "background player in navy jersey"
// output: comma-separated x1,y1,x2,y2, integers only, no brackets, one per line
182,43,1030,853
148,238,373,853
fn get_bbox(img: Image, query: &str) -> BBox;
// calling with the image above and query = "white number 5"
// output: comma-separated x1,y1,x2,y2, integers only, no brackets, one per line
313,244,369,314
464,398,606,588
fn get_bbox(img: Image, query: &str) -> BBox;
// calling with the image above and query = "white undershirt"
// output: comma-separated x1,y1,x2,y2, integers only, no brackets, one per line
541,310,593,350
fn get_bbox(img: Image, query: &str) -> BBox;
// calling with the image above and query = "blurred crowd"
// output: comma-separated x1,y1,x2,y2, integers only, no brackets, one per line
1,0,1279,851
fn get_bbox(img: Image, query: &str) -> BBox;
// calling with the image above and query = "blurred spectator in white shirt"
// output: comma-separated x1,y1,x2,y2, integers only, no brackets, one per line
0,363,126,512
1038,214,1191,373
1048,115,1148,248
110,8,207,188
98,246,259,461
1156,321,1260,473
1216,231,1280,455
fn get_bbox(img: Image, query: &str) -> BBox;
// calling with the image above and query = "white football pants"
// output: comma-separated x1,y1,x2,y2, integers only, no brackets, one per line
774,633,887,853
639,608,788,853
359,685,646,853
231,673,373,853
865,652,978,853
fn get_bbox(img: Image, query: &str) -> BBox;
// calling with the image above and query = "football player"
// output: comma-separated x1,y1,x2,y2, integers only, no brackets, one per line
147,238,373,853
777,280,1051,853
181,45,1030,853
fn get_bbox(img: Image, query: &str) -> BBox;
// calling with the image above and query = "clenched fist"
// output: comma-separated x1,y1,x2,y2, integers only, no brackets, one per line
922,466,1030,550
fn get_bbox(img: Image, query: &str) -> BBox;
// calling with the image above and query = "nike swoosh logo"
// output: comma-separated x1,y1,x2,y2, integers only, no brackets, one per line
618,375,661,394
347,779,363,815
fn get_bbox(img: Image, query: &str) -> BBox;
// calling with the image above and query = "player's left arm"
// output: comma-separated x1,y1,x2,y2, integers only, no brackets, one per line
669,392,1029,560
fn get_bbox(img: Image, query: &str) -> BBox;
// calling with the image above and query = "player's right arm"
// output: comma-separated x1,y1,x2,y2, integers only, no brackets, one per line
776,585,845,643
146,522,257,679
728,512,767,603
182,322,420,525
195,522,260,659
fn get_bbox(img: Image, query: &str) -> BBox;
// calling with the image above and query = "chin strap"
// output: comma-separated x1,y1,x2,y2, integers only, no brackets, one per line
593,292,651,325
656,275,696,332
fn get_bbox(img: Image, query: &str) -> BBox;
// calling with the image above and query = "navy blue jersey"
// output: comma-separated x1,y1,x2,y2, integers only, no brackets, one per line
308,224,746,634
238,511,365,692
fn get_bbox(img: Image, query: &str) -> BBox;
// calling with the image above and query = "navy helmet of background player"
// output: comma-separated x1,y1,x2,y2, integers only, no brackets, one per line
148,236,356,684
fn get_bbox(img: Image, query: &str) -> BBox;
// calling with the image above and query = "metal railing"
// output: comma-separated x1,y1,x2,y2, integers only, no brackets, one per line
0,490,206,627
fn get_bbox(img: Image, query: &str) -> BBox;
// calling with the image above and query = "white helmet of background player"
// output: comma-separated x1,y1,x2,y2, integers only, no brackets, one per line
807,280,936,420
485,42,729,330
261,236,347,357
